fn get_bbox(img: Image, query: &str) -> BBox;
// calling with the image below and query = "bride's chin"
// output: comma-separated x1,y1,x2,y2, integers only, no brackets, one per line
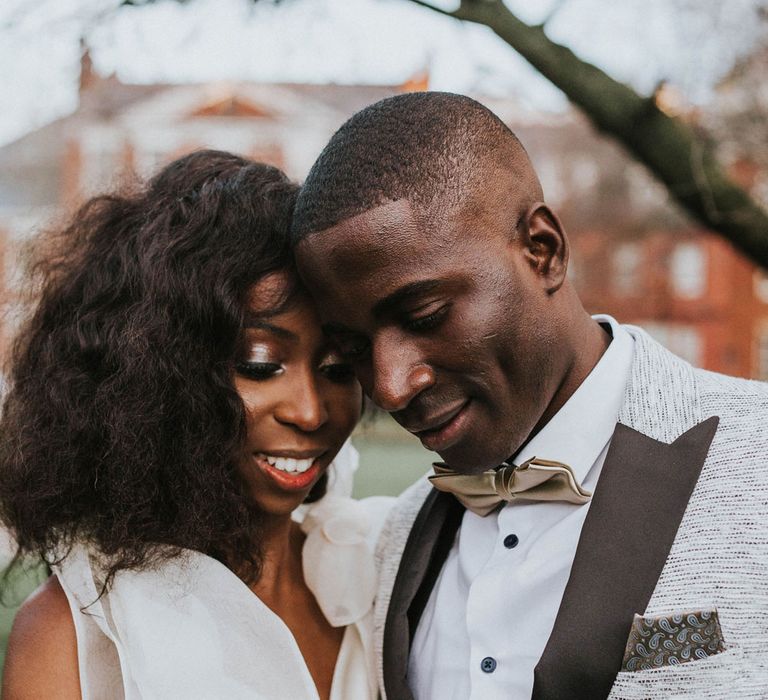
240,459,329,516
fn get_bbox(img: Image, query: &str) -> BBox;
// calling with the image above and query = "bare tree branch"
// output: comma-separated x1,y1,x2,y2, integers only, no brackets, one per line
406,0,768,269
404,0,460,19
539,0,570,29
7,0,768,266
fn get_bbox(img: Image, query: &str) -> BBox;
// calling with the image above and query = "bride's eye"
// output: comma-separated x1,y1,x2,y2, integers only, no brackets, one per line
235,342,283,381
235,361,283,381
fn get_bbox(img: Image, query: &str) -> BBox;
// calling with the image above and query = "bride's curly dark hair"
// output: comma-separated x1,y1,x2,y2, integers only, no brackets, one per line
0,149,302,586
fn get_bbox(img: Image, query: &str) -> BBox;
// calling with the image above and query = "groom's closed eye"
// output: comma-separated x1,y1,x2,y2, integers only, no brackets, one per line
401,302,452,333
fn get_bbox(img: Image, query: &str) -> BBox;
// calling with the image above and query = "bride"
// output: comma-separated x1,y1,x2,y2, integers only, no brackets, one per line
0,150,389,699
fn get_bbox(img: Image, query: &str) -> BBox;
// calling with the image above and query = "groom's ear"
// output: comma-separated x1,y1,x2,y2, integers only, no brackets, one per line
517,203,569,294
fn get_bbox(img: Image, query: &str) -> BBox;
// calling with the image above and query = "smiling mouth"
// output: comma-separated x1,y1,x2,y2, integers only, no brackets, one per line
407,401,468,435
257,453,317,474
253,451,326,491
407,400,471,451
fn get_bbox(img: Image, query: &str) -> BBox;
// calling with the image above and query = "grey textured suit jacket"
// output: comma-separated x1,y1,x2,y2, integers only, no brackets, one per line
373,326,768,699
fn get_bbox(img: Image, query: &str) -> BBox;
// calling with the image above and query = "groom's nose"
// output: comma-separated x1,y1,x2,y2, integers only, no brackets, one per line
368,332,435,412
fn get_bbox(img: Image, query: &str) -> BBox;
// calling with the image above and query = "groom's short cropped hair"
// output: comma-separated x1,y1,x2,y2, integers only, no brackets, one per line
291,91,539,242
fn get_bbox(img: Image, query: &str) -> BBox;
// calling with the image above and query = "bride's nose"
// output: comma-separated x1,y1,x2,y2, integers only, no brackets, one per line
274,373,329,433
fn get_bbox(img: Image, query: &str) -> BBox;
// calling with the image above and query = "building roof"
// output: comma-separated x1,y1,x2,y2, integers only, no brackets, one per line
0,74,404,209
0,68,685,232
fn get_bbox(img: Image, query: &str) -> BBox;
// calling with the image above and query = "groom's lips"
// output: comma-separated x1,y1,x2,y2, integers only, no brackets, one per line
407,400,472,452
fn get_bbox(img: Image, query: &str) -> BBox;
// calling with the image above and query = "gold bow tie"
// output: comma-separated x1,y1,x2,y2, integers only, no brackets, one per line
428,457,592,516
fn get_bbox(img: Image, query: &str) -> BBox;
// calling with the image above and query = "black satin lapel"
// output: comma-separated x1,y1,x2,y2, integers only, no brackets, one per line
408,494,465,642
532,416,719,700
383,489,464,700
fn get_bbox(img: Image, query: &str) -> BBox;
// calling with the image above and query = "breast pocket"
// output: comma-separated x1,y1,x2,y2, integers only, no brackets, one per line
608,645,752,700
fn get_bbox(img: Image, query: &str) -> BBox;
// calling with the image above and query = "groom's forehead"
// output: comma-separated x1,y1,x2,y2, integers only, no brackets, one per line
297,200,425,274
298,209,465,320
297,187,492,270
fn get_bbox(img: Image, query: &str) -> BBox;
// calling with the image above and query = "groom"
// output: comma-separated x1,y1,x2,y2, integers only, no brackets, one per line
291,92,768,699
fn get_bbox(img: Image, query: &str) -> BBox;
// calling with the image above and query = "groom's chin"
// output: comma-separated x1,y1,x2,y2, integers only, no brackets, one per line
433,441,508,475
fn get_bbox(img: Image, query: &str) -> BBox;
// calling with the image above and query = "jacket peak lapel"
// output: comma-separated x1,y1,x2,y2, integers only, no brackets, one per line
532,416,719,700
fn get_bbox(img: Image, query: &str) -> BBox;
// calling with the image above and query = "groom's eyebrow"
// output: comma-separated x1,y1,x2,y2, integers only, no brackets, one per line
372,279,442,318
321,279,443,336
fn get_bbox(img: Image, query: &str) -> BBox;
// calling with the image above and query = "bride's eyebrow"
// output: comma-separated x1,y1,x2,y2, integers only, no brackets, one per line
242,318,297,341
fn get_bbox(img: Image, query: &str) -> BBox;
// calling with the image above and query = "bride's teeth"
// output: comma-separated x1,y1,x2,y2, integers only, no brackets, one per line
259,455,315,473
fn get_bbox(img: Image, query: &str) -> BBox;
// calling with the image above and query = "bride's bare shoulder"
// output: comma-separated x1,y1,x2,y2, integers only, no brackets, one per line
2,575,80,699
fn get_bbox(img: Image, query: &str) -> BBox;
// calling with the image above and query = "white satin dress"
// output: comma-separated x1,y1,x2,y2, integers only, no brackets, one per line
53,443,392,700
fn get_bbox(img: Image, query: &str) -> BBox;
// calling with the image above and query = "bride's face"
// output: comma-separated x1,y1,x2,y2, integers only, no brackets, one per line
233,270,362,516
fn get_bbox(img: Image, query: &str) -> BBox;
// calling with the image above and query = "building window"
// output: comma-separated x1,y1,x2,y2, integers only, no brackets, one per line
2,299,26,336
644,322,703,367
571,157,599,192
135,149,168,176
754,269,768,304
626,163,667,210
754,326,768,380
81,149,119,195
249,144,285,170
670,242,706,299
3,240,24,293
536,161,566,207
567,251,578,286
612,242,641,296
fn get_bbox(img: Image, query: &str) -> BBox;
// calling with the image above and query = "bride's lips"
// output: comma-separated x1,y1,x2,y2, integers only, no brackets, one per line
253,452,325,492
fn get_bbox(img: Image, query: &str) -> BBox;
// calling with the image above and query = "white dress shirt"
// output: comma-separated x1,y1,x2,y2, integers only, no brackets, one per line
408,316,635,700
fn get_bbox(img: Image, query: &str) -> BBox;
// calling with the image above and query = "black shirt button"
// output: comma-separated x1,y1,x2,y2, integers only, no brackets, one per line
503,533,519,549
481,656,497,673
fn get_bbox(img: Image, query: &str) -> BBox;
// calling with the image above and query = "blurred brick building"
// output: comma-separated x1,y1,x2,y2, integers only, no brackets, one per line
575,228,768,378
1,53,767,378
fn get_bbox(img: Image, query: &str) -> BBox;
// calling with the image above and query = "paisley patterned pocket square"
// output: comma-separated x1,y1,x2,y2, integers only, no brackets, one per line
621,609,726,672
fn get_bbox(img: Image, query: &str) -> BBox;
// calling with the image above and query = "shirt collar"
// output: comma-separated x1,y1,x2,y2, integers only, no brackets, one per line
513,315,635,486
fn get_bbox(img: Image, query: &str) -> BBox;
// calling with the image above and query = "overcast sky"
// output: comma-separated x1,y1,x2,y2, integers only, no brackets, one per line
0,0,764,146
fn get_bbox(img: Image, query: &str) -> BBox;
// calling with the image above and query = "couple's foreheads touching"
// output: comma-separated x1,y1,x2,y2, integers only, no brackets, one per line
291,91,600,474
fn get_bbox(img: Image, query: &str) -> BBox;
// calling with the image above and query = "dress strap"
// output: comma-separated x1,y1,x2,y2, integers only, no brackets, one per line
54,544,132,698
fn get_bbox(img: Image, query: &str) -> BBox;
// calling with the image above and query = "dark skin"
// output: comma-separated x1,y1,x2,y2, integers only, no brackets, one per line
3,275,360,700
296,172,610,474
229,274,361,699
249,520,344,700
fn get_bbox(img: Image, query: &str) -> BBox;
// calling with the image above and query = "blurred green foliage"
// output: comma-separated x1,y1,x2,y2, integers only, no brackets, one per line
352,412,434,498
0,558,49,674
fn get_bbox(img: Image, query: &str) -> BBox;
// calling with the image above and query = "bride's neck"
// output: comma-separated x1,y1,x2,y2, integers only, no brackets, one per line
250,514,304,601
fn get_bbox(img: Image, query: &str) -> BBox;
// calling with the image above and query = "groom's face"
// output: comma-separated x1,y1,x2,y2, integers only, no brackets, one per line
296,188,566,474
